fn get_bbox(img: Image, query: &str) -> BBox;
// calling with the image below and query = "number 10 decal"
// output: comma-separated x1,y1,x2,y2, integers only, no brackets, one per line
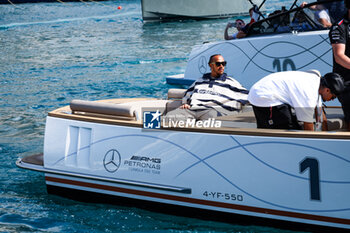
299,157,321,201
273,58,296,72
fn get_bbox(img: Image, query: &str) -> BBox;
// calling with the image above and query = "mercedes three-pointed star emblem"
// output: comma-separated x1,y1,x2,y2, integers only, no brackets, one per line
198,56,207,74
103,149,121,173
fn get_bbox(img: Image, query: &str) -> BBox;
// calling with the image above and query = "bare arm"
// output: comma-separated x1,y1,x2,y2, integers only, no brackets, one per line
300,2,317,10
318,18,332,28
236,31,247,39
322,110,328,131
224,23,234,40
303,122,314,131
332,43,350,69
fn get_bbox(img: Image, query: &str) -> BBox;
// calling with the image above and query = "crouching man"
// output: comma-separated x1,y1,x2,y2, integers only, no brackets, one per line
247,70,344,131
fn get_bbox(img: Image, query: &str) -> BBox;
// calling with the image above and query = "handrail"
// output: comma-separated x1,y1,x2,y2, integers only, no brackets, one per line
247,0,344,37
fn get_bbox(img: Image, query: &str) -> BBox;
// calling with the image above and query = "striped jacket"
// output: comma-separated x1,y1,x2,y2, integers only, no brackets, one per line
182,73,249,116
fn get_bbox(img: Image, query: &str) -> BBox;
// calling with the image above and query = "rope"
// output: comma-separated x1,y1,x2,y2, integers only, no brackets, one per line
79,0,90,5
7,0,22,8
56,0,67,4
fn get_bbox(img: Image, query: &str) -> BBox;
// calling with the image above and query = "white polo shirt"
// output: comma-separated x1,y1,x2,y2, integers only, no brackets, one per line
248,71,322,123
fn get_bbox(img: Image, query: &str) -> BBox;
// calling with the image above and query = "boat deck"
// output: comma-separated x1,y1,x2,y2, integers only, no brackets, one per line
219,106,348,131
45,94,350,139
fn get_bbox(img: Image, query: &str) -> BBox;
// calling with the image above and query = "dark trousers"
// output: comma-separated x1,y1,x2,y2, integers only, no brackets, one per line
337,83,350,122
252,104,301,130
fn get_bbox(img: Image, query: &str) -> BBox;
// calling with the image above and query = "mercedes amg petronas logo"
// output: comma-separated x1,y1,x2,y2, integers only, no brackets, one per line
103,149,121,173
198,56,207,74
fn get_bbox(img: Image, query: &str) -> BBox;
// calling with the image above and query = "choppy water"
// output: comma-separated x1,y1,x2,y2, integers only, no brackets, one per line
0,0,310,232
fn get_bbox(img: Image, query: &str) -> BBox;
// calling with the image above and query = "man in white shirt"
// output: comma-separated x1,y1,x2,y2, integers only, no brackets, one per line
300,1,332,28
315,8,332,28
248,71,344,131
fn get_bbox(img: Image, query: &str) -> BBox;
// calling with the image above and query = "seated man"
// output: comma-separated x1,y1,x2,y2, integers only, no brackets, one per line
164,54,249,121
224,5,260,40
248,70,344,131
245,5,260,28
300,1,332,28
224,19,246,40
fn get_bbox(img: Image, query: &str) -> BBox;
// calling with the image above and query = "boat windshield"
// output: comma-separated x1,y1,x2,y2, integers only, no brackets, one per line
247,0,345,36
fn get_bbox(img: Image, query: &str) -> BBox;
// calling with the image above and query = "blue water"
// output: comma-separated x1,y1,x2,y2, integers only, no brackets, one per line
0,0,309,232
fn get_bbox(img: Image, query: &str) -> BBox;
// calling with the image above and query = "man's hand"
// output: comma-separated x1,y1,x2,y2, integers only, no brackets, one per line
300,1,308,8
226,22,234,28
180,104,191,109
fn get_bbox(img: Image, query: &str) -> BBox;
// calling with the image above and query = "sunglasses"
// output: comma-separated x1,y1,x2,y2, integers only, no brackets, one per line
234,21,244,27
212,61,227,67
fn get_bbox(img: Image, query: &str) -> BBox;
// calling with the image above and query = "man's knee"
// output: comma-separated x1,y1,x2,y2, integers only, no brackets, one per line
164,108,195,121
197,109,219,120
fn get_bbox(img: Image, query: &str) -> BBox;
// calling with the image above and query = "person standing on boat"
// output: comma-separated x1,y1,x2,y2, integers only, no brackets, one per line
329,0,350,131
164,54,249,121
248,70,344,131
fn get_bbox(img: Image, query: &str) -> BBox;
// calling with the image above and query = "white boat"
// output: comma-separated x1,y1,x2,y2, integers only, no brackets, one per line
141,0,265,22
166,0,346,86
17,89,350,230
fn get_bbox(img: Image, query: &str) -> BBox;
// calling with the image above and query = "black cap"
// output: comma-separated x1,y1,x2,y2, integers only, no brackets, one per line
321,73,345,95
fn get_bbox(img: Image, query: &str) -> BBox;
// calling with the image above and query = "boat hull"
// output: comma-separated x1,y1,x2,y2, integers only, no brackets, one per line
169,30,332,87
0,0,105,4
17,114,350,230
141,0,265,22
